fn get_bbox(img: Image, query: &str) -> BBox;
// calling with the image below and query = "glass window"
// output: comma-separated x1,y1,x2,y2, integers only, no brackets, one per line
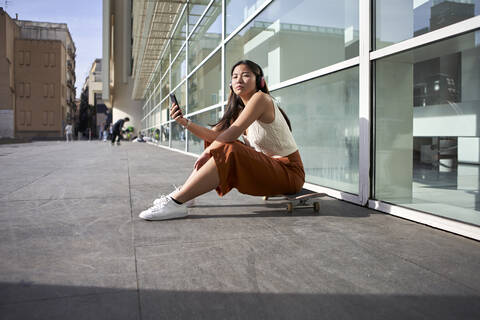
225,0,359,96
188,108,222,154
188,1,209,33
161,71,170,101
171,10,188,58
375,0,480,50
174,83,187,118
374,30,480,226
171,121,186,151
161,98,170,123
272,67,359,194
226,0,269,36
160,123,169,146
188,0,222,72
171,47,186,89
161,44,170,77
155,85,161,108
188,51,222,114
155,109,161,127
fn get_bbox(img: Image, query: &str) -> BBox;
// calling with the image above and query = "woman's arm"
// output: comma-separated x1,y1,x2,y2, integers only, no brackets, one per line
204,92,270,153
193,92,269,170
171,103,222,142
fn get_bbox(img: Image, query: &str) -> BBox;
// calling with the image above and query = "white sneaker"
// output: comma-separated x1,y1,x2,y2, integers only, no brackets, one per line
139,195,188,221
153,186,195,207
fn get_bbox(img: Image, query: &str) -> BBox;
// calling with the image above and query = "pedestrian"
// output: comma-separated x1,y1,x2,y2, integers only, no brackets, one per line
139,60,304,221
99,122,105,140
65,122,73,142
103,122,109,141
111,117,130,145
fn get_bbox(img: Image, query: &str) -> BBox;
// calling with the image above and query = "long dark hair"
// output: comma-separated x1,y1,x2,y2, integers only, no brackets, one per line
212,60,291,132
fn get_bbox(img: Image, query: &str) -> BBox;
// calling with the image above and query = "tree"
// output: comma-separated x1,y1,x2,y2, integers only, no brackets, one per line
77,87,96,137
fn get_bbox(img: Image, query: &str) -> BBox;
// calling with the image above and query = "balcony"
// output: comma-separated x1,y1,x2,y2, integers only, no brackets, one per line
67,47,76,59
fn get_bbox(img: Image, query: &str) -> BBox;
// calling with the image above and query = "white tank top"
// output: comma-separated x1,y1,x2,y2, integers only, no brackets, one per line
244,99,298,157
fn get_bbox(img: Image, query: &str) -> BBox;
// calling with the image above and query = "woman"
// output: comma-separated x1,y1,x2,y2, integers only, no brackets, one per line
139,60,305,220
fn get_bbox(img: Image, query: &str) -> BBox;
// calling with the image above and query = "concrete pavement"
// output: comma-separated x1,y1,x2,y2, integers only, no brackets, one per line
0,140,479,319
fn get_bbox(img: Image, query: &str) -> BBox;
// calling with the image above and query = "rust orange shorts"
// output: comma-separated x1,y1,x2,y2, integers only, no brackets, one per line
208,141,305,197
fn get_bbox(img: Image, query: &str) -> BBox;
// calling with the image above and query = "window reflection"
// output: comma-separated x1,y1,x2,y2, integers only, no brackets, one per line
188,51,221,113
375,0,480,49
188,0,222,72
188,1,209,32
171,48,186,89
188,108,221,154
171,121,186,150
226,0,358,94
272,67,359,194
171,11,187,57
375,30,480,226
226,0,269,36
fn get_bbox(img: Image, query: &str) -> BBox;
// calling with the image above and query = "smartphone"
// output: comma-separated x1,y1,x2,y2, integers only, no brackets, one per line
169,93,179,106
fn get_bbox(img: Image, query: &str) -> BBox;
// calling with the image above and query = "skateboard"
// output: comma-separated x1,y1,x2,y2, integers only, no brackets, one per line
263,192,327,214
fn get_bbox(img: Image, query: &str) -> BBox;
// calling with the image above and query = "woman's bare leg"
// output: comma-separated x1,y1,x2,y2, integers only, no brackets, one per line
182,168,199,189
172,157,219,203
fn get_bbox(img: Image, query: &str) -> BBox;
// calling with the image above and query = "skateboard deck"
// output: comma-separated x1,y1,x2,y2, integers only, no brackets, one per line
263,192,327,214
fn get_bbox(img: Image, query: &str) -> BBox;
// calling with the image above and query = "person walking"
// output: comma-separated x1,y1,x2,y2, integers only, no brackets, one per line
139,60,304,221
111,117,129,145
65,123,73,142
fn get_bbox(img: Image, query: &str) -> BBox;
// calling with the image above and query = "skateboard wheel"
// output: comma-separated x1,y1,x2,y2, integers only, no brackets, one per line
314,202,320,213
263,196,269,201
287,203,293,213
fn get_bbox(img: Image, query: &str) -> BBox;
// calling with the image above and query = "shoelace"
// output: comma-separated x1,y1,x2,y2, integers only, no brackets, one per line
154,194,170,208
171,184,181,194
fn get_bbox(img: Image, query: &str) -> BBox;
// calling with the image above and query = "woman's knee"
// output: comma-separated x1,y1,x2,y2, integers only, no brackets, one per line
212,141,242,154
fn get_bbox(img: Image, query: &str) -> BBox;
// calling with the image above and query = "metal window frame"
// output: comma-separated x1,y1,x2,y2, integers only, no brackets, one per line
369,200,480,241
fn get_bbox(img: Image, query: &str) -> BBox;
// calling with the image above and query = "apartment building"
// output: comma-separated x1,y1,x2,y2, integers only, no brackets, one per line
0,8,76,139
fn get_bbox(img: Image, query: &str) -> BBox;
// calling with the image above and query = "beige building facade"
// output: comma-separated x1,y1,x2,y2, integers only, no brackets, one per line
83,58,109,137
0,8,76,139
15,39,65,137
85,59,102,106
0,8,18,138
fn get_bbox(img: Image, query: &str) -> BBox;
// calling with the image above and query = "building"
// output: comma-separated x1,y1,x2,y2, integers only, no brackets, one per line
82,58,109,138
102,0,142,138
0,8,76,139
104,0,480,240
85,59,103,107
0,8,18,138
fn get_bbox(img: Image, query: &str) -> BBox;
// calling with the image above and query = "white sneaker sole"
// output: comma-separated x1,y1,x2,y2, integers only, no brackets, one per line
139,210,188,221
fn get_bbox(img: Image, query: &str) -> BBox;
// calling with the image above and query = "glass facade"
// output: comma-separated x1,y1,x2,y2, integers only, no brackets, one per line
141,0,480,233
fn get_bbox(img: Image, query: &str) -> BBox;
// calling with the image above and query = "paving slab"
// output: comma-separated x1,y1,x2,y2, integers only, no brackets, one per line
0,141,479,320
0,198,137,305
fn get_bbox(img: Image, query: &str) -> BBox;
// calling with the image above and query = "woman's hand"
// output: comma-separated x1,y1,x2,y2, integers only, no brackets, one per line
194,151,211,170
170,103,187,127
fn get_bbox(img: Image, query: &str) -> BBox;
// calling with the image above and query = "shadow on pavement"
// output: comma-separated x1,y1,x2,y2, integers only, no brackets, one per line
1,282,479,320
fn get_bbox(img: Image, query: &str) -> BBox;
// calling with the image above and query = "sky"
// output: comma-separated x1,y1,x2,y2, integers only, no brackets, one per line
2,0,102,98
